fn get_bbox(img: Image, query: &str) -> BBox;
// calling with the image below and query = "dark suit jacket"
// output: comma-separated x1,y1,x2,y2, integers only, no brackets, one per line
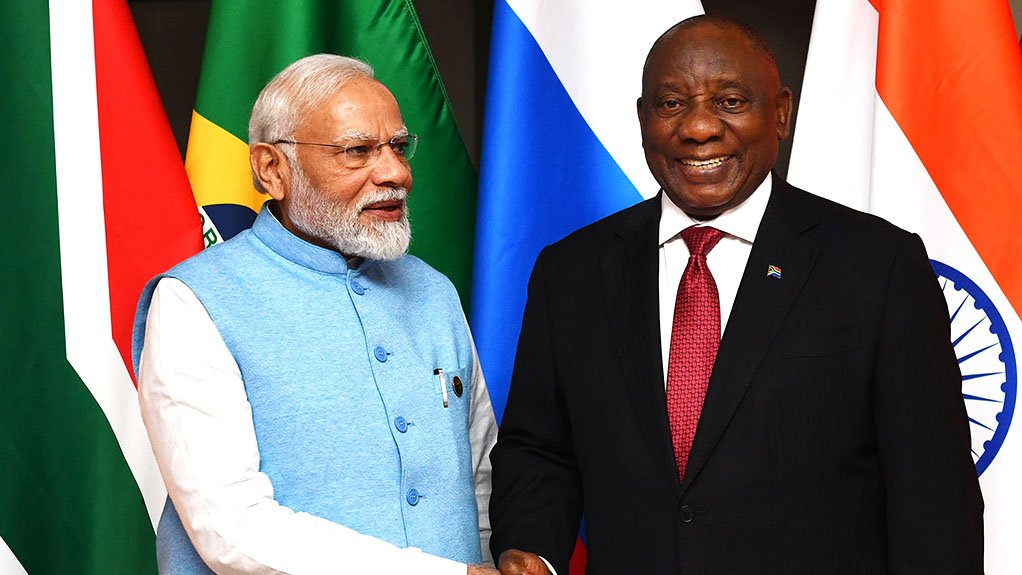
490,177,983,575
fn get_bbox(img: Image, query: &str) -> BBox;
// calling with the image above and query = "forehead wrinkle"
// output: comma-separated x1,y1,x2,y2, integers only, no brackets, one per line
648,76,752,96
713,78,755,92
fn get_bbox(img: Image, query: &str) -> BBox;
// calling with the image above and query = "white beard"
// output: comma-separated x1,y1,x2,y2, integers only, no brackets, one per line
285,163,411,261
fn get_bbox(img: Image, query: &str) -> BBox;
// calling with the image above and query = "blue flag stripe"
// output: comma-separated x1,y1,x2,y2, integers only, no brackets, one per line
472,0,642,422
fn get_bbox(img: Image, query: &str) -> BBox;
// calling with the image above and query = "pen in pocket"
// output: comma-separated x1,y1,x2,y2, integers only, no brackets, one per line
433,367,449,408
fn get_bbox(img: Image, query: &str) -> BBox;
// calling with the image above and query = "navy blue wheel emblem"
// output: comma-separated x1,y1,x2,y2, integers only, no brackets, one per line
932,260,1016,475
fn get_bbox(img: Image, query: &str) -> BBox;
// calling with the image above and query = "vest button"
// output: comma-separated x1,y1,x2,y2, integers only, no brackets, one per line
679,505,694,523
374,346,388,362
406,489,420,506
351,280,365,295
394,416,408,433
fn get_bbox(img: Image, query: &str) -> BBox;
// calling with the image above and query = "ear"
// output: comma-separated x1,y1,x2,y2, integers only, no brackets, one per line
636,97,645,125
250,142,292,202
775,87,794,141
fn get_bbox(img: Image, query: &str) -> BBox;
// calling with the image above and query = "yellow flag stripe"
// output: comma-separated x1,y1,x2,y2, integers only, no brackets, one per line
184,110,267,214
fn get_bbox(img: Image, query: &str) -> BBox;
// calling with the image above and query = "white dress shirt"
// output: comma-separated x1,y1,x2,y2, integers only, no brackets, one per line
658,176,772,386
138,277,498,575
538,177,773,575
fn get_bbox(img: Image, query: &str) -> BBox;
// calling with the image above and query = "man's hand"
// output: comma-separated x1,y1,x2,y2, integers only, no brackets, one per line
497,549,552,575
468,564,500,575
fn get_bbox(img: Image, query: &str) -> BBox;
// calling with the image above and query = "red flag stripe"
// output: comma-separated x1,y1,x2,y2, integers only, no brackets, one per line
92,0,202,383
568,536,587,574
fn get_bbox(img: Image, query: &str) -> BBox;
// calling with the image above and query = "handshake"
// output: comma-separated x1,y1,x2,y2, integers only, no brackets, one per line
470,550,552,575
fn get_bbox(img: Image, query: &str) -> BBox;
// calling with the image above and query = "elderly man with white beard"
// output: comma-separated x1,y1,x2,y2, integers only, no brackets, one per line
132,54,499,575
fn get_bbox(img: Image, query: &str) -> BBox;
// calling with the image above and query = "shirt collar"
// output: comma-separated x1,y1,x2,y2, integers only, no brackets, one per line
658,174,772,246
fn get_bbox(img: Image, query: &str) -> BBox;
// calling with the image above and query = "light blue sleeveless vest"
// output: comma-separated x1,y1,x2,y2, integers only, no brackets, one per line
132,206,481,573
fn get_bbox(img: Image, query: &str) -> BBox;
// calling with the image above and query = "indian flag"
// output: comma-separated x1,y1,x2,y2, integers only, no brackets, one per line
787,0,1022,571
188,0,477,304
1,1,201,572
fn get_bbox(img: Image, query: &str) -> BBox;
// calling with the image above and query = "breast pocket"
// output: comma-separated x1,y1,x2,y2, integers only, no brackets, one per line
433,366,471,416
781,325,863,358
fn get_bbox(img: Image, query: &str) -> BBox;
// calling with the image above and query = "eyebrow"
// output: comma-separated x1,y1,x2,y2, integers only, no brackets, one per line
335,129,373,142
334,126,409,143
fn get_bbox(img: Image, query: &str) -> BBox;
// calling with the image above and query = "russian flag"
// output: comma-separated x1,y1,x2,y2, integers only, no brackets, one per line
472,1,702,570
473,0,703,423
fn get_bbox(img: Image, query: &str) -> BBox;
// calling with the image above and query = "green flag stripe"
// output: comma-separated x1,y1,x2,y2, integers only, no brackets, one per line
193,0,476,305
0,1,156,572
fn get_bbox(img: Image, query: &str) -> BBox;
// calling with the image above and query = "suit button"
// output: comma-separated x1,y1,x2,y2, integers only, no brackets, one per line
351,280,365,295
374,346,388,362
394,416,408,433
406,489,420,506
679,505,694,523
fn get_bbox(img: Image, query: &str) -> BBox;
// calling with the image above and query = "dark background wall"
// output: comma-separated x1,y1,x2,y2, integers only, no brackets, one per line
129,0,1021,178
129,0,492,166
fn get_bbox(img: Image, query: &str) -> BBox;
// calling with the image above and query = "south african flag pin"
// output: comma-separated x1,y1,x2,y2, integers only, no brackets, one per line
767,265,782,279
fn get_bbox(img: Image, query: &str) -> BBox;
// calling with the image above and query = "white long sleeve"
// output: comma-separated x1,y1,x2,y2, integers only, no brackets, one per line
138,277,495,574
466,317,498,564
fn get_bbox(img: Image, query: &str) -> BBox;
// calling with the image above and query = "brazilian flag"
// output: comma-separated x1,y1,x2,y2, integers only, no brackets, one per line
186,0,477,303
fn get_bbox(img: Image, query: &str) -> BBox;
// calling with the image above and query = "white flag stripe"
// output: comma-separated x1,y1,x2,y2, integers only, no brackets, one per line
505,0,704,198
0,535,28,575
49,0,165,530
787,0,878,210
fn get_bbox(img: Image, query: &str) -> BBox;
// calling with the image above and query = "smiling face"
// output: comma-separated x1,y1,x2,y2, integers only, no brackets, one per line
637,20,792,219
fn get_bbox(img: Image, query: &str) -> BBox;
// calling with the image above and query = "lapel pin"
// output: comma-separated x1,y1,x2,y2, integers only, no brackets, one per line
767,265,782,279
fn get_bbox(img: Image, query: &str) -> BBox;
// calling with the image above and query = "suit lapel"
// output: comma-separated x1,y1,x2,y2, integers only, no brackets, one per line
599,195,682,497
680,178,821,495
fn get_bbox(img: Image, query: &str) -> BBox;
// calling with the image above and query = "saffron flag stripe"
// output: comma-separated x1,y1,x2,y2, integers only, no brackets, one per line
873,0,1022,318
50,0,165,530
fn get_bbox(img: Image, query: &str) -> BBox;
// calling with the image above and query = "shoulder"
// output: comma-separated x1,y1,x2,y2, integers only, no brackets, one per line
774,181,915,249
540,196,659,261
167,230,259,276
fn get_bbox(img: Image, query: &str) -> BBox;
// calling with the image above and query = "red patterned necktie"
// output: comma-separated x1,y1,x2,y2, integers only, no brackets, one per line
666,225,724,481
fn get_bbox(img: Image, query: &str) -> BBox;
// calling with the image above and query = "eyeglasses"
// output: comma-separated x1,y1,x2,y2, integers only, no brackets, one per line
272,134,419,168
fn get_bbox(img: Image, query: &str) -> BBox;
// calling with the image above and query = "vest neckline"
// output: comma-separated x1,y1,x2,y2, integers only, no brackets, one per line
251,202,375,276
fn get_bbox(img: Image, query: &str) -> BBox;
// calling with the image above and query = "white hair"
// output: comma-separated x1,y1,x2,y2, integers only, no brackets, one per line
248,54,375,191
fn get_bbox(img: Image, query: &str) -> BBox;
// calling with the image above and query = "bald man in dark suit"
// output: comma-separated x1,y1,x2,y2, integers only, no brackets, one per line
489,15,983,575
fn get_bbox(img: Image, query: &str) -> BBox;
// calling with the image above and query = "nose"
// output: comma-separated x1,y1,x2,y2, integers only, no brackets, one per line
677,101,724,144
370,143,412,187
